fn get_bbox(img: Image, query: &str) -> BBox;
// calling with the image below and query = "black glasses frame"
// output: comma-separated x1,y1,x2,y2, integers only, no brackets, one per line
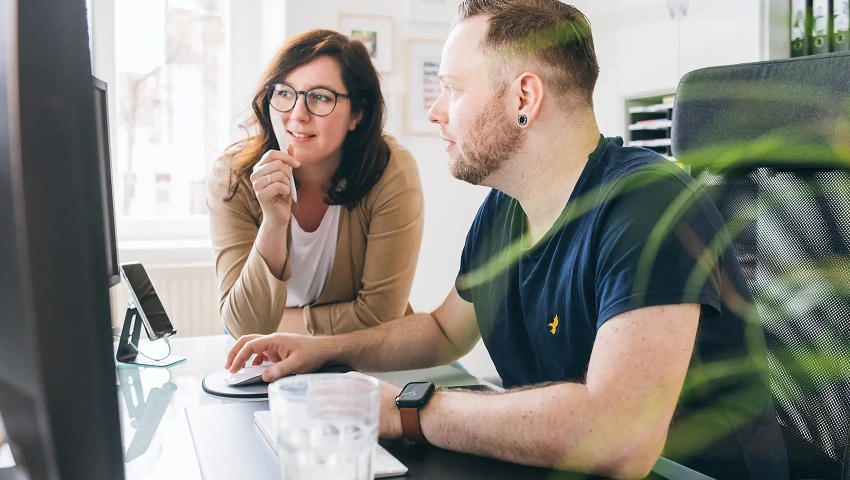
265,83,353,117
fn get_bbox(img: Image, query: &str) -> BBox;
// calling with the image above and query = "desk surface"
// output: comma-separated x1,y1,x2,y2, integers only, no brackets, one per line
116,335,564,480
117,335,233,480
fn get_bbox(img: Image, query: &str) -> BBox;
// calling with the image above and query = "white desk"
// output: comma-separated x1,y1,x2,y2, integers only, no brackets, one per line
2,335,701,480
118,335,235,480
116,335,500,480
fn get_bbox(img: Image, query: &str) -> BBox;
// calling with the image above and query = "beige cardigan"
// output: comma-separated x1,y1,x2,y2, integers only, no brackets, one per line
206,136,424,338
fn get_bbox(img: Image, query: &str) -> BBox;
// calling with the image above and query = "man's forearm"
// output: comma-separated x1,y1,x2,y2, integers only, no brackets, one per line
325,313,466,372
416,384,661,479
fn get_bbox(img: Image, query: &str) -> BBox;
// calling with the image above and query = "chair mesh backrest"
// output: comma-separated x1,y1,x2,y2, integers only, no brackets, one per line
672,52,850,480
703,169,850,480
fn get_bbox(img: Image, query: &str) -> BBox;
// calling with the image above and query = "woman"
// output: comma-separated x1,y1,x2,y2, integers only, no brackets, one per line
207,30,424,338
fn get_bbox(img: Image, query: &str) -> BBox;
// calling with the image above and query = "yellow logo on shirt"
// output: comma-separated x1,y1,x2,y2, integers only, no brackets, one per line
548,315,559,335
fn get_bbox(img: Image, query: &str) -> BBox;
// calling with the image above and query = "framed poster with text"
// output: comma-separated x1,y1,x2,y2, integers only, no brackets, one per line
405,39,443,135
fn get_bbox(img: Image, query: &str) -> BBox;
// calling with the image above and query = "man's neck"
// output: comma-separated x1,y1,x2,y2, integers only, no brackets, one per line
493,118,601,247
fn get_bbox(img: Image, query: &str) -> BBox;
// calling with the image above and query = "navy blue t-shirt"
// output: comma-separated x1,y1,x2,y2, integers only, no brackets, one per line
456,137,788,479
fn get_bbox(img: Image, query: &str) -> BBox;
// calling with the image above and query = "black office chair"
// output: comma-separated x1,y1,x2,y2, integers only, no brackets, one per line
672,52,850,480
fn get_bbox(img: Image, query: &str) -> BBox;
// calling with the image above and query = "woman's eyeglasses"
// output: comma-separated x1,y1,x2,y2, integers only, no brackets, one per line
266,83,352,117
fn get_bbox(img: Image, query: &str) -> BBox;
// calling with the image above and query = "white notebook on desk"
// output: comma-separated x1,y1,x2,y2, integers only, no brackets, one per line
253,410,408,478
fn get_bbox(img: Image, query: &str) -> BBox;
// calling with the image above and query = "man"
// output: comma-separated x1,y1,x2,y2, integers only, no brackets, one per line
227,1,789,478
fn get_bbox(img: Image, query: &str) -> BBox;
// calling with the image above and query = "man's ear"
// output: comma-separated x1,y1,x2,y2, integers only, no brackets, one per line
513,72,544,127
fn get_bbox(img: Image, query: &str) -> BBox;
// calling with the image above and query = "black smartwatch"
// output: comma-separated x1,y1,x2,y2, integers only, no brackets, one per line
395,382,435,444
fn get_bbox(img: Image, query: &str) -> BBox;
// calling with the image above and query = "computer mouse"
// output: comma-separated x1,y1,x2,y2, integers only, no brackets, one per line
226,365,271,386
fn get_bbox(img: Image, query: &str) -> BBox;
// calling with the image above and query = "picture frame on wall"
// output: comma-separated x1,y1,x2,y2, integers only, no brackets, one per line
338,14,393,73
408,0,461,25
405,39,444,135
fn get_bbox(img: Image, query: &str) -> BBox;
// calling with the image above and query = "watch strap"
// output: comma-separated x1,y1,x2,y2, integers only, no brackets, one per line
399,407,428,444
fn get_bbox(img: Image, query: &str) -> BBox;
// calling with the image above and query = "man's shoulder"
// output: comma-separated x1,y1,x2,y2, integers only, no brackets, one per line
591,141,698,209
596,140,686,188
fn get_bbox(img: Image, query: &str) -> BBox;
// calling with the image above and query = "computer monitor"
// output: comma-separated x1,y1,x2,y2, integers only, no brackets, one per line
0,0,125,478
93,76,120,288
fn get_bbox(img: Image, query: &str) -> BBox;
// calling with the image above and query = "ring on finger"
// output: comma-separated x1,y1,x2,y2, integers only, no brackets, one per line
267,173,272,186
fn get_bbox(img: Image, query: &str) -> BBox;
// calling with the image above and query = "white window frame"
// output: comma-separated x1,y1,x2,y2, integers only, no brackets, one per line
88,0,269,252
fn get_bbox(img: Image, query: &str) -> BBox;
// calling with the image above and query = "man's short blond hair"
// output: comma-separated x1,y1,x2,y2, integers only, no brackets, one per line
456,0,599,106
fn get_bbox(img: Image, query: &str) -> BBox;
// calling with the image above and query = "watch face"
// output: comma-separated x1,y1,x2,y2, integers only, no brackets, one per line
396,382,434,408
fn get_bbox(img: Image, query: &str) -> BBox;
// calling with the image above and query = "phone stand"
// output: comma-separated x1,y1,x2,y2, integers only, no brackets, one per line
116,303,185,367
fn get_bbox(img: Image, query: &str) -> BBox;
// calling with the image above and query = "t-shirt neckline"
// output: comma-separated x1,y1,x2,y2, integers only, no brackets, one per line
519,135,610,254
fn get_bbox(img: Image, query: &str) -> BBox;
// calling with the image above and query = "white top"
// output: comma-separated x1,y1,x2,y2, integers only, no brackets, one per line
285,205,341,308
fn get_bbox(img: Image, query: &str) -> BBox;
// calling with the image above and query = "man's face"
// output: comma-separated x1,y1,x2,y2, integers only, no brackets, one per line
428,17,524,186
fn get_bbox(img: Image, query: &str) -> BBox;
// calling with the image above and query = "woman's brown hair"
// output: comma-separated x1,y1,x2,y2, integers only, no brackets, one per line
225,29,390,208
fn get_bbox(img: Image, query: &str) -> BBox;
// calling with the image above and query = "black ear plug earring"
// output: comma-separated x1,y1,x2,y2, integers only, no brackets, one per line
517,114,528,127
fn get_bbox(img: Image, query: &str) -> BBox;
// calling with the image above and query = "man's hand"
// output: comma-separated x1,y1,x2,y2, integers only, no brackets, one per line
225,333,330,381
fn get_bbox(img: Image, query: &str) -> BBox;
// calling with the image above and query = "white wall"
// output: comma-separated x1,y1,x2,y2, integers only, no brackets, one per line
575,1,626,138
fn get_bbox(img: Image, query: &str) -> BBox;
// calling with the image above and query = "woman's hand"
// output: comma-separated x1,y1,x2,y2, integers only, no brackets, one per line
250,147,300,229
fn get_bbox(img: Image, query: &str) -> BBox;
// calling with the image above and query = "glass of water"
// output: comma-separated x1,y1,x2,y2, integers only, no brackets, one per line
268,373,380,480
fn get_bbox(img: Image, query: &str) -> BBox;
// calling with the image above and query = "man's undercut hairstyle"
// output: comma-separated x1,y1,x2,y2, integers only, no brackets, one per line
457,0,600,106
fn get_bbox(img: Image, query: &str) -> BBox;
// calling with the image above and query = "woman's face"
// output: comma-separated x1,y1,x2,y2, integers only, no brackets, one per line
270,55,361,167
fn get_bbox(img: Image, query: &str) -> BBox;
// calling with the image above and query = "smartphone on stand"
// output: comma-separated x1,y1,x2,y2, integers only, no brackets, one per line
120,262,177,341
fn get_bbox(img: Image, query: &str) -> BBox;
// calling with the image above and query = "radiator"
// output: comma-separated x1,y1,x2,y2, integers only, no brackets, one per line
109,264,222,338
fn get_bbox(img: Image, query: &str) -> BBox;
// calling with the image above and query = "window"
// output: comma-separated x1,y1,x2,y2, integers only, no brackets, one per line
154,173,172,215
90,0,231,241
190,179,207,215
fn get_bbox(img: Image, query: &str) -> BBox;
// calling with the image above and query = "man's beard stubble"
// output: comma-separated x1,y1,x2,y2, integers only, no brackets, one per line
449,98,525,186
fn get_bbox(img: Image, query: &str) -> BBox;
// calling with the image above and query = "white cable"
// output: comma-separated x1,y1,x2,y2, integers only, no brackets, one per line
127,336,172,362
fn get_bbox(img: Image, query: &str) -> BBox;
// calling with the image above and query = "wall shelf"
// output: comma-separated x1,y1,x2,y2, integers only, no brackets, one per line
628,119,673,131
628,138,672,147
625,93,676,160
627,103,675,114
